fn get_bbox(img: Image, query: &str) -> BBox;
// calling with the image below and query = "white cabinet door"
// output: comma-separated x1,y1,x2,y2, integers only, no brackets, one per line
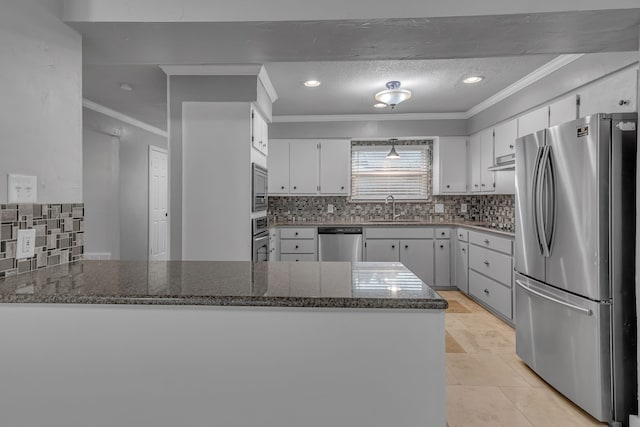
400,239,434,286
433,137,467,194
469,132,482,193
365,240,400,262
434,240,451,287
549,94,578,127
480,128,495,192
455,241,469,294
579,67,638,118
518,106,549,137
289,141,319,194
319,140,350,195
251,108,268,155
267,140,290,194
261,114,269,155
493,119,517,159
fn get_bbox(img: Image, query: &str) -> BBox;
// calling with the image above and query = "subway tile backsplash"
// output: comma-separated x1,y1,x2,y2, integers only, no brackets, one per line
0,203,84,277
268,195,515,232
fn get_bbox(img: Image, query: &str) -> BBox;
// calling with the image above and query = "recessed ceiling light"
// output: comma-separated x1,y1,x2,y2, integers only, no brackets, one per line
119,82,134,91
303,80,321,87
373,103,387,109
463,76,484,84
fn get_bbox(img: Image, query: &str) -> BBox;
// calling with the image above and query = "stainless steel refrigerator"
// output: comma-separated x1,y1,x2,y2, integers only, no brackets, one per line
514,113,637,426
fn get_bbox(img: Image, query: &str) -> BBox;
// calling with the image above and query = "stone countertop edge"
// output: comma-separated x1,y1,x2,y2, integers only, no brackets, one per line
272,221,515,237
0,294,448,310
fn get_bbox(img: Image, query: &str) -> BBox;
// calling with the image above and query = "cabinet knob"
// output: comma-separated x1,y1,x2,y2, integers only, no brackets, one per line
459,234,463,238
483,289,490,295
481,184,485,187
295,245,299,249
484,239,490,244
441,232,445,236
341,186,345,190
392,245,396,249
484,260,490,266
446,185,450,188
462,248,466,252
281,186,285,190
295,232,299,236
474,184,479,187
440,245,444,249
293,186,297,190
509,144,514,149
404,245,409,249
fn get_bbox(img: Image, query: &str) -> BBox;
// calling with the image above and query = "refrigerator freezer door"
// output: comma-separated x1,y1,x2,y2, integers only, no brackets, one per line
515,273,612,422
545,115,609,300
514,130,546,282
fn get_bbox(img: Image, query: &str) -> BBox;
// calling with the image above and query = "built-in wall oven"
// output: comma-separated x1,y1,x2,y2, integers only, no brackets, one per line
252,163,268,212
252,216,269,262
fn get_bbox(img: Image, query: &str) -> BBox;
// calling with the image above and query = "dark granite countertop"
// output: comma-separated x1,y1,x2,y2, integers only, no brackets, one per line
272,220,515,237
0,260,447,310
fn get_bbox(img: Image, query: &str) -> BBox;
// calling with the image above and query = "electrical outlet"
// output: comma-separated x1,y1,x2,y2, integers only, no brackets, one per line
434,203,444,213
327,204,334,213
16,229,36,259
8,174,37,203
460,203,468,213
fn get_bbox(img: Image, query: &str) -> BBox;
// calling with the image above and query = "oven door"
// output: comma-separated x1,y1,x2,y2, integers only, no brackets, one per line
252,231,270,262
252,164,268,212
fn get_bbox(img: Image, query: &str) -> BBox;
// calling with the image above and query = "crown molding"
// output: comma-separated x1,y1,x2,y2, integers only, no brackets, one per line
159,64,278,103
83,99,168,137
464,54,584,118
272,112,467,123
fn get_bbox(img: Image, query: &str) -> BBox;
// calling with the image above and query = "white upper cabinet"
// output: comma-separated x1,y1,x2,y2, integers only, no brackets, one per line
493,119,518,160
289,141,319,194
549,94,578,127
469,132,482,193
267,139,290,194
432,136,467,194
518,106,549,138
479,128,495,193
578,67,638,118
251,108,269,155
319,140,351,195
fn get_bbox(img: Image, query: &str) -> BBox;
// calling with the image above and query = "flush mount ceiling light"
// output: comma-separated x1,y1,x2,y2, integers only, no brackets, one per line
304,80,321,87
374,81,412,109
386,138,400,159
463,76,484,84
119,82,134,91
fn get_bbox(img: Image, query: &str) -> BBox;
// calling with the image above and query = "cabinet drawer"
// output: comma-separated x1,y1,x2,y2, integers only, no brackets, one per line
280,253,317,262
469,270,512,320
280,228,316,239
280,239,316,254
435,228,450,239
469,231,512,255
456,228,468,242
365,227,434,239
469,245,513,286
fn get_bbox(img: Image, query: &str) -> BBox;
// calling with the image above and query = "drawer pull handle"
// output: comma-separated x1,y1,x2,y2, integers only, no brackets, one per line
295,245,299,249
483,260,490,266
440,245,444,249
392,245,396,249
341,186,345,190
295,232,299,236
404,245,409,249
484,239,490,244
281,186,285,190
515,280,593,316
441,232,445,236
293,186,297,190
446,185,450,188
461,248,465,252
483,289,490,295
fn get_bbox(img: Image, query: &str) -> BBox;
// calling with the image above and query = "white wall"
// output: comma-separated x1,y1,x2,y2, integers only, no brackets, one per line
181,102,252,261
0,0,82,203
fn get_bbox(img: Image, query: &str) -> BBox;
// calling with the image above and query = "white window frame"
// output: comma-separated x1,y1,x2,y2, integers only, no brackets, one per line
350,144,429,201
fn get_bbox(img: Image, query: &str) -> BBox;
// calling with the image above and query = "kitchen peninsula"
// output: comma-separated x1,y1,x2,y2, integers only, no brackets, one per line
0,260,447,427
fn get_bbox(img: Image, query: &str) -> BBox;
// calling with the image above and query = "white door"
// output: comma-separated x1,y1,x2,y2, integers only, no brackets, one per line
434,240,451,287
289,141,319,194
400,239,434,286
365,240,400,262
438,137,467,193
319,140,350,194
149,146,169,261
493,119,518,159
469,133,482,193
455,241,469,294
267,140,290,194
479,128,495,192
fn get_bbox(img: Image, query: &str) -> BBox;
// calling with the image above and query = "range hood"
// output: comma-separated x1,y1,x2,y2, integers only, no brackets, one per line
488,153,515,171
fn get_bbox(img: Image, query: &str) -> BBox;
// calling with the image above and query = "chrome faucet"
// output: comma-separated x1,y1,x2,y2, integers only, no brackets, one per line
385,195,401,221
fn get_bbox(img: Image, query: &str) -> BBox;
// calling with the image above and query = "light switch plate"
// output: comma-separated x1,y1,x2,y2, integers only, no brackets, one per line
460,203,468,213
16,229,36,259
8,174,37,203
434,203,444,213
327,204,334,213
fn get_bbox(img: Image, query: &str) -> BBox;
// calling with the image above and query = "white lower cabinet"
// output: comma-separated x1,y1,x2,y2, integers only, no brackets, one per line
434,240,451,288
469,270,512,320
455,240,469,294
279,227,317,262
400,239,435,286
365,239,400,262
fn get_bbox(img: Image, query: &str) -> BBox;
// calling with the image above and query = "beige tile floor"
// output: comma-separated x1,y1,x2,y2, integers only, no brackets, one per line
440,290,608,427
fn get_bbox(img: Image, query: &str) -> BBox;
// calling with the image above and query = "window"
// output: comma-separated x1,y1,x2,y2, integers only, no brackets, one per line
351,144,429,200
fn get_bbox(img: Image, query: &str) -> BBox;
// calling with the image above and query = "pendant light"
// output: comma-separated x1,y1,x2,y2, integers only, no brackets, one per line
375,81,412,109
386,138,400,159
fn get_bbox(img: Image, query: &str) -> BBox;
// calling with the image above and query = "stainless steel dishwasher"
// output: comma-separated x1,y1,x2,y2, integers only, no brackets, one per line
318,227,363,261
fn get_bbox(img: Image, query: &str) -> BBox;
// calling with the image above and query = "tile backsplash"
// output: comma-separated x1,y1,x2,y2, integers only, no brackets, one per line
0,203,84,277
268,194,515,231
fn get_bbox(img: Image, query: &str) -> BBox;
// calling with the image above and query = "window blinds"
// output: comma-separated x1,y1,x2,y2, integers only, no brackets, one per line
351,145,429,200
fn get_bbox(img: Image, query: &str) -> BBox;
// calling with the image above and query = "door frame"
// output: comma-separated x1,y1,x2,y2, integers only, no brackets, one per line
149,145,169,260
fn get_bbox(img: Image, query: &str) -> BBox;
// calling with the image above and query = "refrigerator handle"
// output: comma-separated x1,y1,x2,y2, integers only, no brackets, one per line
532,146,546,255
515,280,593,316
538,145,555,257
